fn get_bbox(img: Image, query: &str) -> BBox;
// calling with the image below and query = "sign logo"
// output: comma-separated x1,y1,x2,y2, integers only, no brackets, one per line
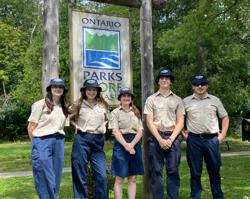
83,27,121,70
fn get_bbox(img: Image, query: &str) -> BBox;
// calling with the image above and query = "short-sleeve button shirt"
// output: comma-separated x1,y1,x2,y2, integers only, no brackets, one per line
183,93,228,134
70,100,107,134
28,99,67,137
144,91,185,132
109,106,143,134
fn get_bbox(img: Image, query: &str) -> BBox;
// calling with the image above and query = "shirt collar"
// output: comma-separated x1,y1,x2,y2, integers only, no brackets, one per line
82,99,98,108
119,105,132,112
192,92,210,100
156,90,173,97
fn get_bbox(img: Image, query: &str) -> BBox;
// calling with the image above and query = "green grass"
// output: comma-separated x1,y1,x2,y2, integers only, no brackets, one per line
0,138,249,172
0,156,250,198
0,138,249,198
0,141,113,172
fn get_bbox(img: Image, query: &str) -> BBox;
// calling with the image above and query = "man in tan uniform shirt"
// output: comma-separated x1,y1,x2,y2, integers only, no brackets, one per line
144,69,185,199
183,74,229,199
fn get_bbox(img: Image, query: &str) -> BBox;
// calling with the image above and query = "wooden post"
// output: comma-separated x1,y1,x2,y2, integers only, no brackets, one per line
42,0,59,96
140,0,154,198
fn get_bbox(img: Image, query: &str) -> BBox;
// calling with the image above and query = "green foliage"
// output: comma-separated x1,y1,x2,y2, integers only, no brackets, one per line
156,0,250,132
0,21,28,93
1,0,250,139
0,96,29,140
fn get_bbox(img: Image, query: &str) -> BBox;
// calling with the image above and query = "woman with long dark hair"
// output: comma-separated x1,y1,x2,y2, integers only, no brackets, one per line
27,78,68,199
69,79,109,199
109,87,144,199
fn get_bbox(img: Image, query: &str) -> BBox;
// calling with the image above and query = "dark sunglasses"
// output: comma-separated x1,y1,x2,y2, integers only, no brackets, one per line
192,82,207,87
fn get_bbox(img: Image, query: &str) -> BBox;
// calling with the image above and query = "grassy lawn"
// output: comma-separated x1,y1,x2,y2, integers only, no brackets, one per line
0,137,249,172
0,156,250,198
0,137,249,198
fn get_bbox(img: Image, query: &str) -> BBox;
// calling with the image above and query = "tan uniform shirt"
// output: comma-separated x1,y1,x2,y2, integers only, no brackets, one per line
70,100,107,134
144,91,185,132
183,93,228,134
109,106,143,134
28,99,66,137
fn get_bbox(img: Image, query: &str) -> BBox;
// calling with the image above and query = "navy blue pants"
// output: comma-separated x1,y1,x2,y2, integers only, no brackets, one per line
186,133,223,199
31,134,64,199
112,133,144,177
148,133,182,199
71,132,107,199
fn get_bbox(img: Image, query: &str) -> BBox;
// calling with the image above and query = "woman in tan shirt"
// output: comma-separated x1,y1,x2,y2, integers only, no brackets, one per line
27,78,68,199
109,87,144,199
69,79,109,199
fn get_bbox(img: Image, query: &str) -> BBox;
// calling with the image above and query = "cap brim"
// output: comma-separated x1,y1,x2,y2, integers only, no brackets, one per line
155,75,175,83
81,87,102,92
117,93,134,100
192,80,208,85
46,85,68,92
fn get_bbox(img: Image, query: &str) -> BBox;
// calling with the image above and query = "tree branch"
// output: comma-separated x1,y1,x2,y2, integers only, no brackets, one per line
207,0,239,25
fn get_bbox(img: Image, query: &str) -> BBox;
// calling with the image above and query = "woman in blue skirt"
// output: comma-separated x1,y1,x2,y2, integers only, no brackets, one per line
109,87,144,199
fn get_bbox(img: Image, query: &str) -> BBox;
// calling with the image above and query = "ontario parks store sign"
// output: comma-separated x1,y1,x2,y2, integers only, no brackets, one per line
70,10,132,106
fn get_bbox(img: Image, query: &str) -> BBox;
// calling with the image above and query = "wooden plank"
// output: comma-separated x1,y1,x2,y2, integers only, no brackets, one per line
42,0,59,96
140,0,154,198
89,0,166,9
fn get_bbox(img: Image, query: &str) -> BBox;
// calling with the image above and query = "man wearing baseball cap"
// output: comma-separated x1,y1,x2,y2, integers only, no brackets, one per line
183,73,229,199
144,68,185,199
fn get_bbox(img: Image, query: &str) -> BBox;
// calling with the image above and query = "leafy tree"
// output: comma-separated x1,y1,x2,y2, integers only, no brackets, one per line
0,21,28,94
157,0,250,132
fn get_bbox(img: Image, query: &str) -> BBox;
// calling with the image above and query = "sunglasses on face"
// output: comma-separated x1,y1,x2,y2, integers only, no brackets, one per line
192,82,207,87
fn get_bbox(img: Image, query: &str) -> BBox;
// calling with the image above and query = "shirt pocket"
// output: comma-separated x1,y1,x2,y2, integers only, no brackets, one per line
89,109,105,127
186,105,200,119
118,113,129,129
153,104,165,116
206,104,217,120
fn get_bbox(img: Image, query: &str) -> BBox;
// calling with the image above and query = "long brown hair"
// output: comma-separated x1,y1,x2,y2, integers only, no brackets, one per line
45,91,68,117
74,88,109,117
131,103,141,119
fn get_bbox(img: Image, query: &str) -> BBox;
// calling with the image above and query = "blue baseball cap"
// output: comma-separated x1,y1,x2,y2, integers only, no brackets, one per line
46,78,67,92
81,79,102,92
155,69,175,83
192,74,208,85
118,87,134,100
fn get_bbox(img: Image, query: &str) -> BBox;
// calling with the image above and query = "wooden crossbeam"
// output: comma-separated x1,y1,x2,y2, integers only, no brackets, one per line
89,0,166,10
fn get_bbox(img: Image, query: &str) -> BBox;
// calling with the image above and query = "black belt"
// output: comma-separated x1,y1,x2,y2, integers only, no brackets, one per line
158,131,172,136
189,132,217,138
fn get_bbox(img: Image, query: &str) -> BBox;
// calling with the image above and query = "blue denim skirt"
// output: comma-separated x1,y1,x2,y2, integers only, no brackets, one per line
111,133,144,177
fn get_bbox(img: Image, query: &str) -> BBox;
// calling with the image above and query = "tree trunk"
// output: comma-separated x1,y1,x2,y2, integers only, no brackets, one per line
89,0,166,10
2,81,6,99
196,45,205,71
42,0,59,96
140,0,154,198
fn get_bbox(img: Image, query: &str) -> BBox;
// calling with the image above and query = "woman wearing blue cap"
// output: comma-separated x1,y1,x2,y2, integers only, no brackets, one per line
27,78,68,199
109,87,144,199
69,79,109,199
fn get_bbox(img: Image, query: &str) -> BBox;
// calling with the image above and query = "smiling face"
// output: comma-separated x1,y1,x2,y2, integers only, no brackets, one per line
192,83,208,96
51,85,64,98
120,94,132,106
85,87,98,100
158,76,172,89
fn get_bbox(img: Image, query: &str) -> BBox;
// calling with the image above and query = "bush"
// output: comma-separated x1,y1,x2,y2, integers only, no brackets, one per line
0,96,30,140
